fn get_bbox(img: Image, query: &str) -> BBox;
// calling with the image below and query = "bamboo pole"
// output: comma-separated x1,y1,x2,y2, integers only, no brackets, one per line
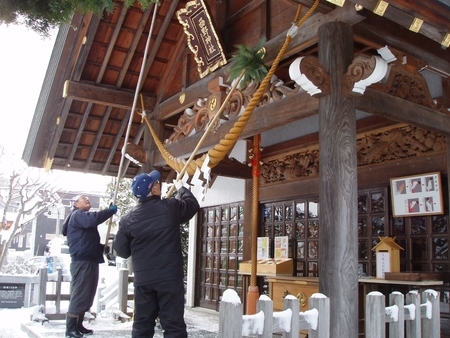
104,3,159,245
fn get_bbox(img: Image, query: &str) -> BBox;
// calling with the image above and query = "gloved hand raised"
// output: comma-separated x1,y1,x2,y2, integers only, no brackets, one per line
109,202,118,214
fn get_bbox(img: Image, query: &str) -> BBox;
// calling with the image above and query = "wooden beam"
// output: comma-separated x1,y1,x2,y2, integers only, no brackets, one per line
116,6,155,87
96,3,129,84
139,0,181,92
153,3,364,121
152,91,319,165
351,0,447,46
353,12,450,75
210,156,252,179
355,88,450,136
287,0,334,14
63,80,156,110
386,0,450,32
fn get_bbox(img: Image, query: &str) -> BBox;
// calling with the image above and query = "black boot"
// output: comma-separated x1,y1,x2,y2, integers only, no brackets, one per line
77,312,94,335
65,313,85,338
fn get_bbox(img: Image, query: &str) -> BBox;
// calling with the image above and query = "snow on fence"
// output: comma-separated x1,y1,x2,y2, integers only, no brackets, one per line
366,289,440,338
219,289,329,338
219,289,441,338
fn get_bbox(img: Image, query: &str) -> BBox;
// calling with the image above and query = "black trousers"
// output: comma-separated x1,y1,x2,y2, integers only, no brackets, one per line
132,279,186,338
68,260,99,314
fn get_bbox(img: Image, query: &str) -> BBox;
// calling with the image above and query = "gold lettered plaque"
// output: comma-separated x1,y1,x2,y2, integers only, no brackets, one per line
176,0,227,78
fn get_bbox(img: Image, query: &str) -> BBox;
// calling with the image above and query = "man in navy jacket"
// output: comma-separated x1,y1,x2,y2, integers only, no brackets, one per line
62,195,117,338
114,170,199,338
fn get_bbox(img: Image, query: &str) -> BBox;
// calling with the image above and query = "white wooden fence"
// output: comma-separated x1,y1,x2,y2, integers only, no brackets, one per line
219,289,329,338
366,289,440,338
219,289,440,338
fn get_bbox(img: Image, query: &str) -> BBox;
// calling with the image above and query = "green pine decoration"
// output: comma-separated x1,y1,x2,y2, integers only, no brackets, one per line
228,38,269,89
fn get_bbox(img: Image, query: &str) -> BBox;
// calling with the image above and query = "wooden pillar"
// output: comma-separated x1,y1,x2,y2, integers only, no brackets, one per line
447,136,450,221
318,21,358,337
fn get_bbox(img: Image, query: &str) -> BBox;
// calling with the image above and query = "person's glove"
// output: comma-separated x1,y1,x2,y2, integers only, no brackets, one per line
173,179,183,191
109,202,118,214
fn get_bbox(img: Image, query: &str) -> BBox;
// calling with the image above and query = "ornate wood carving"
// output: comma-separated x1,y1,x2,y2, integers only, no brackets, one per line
289,56,330,96
343,54,388,95
372,62,450,115
260,125,446,184
165,76,301,143
299,56,331,96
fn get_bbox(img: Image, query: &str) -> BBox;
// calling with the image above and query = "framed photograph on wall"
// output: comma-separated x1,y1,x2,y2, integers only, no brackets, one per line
390,172,443,217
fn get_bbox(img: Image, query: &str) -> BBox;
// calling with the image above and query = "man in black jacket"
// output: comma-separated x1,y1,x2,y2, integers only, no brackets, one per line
62,195,118,338
113,170,200,338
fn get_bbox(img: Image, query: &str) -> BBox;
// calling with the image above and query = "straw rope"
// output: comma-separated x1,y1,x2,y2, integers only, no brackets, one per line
142,1,319,175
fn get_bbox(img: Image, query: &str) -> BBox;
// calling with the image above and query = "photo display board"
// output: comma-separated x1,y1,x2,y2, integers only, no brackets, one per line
390,172,443,217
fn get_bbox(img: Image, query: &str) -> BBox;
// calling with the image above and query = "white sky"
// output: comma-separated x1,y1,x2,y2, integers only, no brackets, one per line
0,24,113,193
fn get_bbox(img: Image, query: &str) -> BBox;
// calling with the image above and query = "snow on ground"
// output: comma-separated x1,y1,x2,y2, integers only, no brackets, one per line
0,307,30,338
0,258,219,338
0,302,219,338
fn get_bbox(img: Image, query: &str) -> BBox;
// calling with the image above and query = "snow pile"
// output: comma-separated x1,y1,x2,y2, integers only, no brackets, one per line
221,288,241,305
0,255,40,275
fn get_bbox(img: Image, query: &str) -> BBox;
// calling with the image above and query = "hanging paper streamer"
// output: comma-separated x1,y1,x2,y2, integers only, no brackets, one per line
190,154,211,201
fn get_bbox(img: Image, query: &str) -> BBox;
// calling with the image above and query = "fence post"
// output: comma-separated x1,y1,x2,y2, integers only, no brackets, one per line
55,268,62,314
96,277,106,315
365,291,385,338
38,268,47,308
283,295,299,338
257,295,273,338
422,289,440,338
219,289,243,338
309,293,330,338
405,290,421,338
118,269,129,313
388,291,404,338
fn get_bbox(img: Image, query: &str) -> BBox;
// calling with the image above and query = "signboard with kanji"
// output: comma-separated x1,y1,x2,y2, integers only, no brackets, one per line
177,0,227,78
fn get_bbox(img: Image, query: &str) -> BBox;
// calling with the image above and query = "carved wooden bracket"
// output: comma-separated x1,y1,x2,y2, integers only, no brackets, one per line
289,56,330,97
123,143,146,166
343,54,389,96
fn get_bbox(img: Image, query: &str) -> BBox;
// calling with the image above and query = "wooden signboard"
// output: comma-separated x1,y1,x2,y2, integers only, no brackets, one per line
0,283,25,308
177,0,227,78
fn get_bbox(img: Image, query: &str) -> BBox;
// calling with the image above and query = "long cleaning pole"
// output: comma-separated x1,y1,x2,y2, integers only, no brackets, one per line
104,3,159,245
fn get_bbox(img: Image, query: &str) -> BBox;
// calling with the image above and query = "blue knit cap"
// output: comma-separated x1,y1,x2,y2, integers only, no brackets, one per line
131,170,161,199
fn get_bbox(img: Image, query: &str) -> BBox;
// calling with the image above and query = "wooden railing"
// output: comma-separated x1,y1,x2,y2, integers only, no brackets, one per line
37,268,70,321
37,267,134,322
219,289,440,338
96,268,134,320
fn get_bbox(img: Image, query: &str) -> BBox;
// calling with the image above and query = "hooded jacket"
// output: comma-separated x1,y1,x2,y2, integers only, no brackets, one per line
62,208,115,263
113,187,200,286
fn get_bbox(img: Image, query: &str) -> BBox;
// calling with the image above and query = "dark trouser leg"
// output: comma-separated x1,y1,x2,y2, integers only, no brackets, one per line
132,284,159,338
65,313,85,338
68,261,99,314
157,279,187,338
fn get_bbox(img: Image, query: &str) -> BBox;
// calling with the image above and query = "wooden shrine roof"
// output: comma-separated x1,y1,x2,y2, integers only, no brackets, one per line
22,0,450,180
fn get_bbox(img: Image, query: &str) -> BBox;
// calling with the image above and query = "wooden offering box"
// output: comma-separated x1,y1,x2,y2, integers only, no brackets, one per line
239,258,293,275
267,276,319,312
